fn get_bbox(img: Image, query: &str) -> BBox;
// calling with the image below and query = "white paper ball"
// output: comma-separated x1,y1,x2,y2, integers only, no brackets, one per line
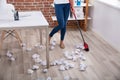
27,69,34,74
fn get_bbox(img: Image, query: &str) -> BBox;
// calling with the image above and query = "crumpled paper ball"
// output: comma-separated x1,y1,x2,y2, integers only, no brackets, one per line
65,66,70,70
43,69,48,73
27,69,34,74
49,45,55,50
59,65,66,71
49,39,56,50
34,58,42,63
79,52,86,61
75,43,84,49
80,62,87,71
21,43,26,47
10,57,15,61
74,49,81,55
68,63,75,68
51,41,56,46
62,61,69,65
32,54,40,59
6,51,13,58
46,77,52,80
65,63,75,70
66,56,73,60
32,54,42,63
56,60,63,65
72,56,78,62
32,65,39,70
75,49,81,52
50,61,57,66
34,44,44,49
39,45,44,49
50,60,62,66
26,48,32,51
41,61,47,66
79,55,86,61
6,51,16,61
34,44,39,48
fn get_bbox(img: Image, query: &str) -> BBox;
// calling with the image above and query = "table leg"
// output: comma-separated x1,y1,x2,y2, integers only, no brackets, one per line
13,30,22,47
46,27,49,68
0,31,5,49
39,29,42,45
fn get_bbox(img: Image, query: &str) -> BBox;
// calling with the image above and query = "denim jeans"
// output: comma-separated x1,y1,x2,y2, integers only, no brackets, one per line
49,3,70,41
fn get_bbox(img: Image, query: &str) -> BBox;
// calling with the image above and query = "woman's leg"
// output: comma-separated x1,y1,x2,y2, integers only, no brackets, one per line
49,4,65,41
60,3,70,41
60,3,70,48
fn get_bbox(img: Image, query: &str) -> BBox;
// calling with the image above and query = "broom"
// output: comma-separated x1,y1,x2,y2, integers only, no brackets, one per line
73,13,89,52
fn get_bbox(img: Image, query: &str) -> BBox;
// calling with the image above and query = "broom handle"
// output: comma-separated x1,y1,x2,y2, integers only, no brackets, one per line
73,13,85,43
69,0,85,43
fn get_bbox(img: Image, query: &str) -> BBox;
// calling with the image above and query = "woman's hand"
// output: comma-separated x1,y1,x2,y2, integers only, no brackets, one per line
70,7,75,15
69,0,75,15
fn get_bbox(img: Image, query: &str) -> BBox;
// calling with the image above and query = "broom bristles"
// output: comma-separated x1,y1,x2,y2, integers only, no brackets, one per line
84,42,89,52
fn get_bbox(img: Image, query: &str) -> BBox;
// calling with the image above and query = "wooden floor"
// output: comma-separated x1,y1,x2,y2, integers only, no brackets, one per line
0,28,120,80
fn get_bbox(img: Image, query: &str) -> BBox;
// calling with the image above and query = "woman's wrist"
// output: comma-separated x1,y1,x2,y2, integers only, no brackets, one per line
71,7,75,14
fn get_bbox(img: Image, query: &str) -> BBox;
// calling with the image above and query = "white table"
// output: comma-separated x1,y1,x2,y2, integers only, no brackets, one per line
0,11,50,68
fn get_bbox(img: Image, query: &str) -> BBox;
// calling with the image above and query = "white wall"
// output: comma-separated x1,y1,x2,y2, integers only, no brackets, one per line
90,0,120,52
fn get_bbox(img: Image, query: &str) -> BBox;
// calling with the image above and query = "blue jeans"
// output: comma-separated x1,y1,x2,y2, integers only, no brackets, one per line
49,3,70,41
